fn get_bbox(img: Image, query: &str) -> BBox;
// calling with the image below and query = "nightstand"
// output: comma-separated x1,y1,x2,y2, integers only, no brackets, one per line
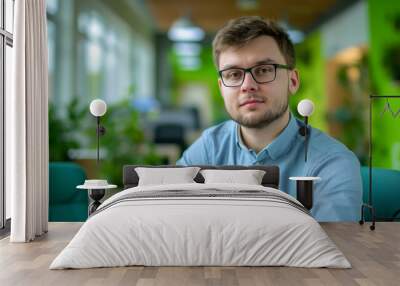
289,176,321,210
77,180,117,215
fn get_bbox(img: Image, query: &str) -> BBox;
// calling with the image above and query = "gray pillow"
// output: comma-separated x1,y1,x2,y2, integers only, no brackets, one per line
200,169,266,185
135,167,201,186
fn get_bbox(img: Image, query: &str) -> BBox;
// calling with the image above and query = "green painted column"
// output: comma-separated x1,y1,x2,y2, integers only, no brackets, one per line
368,0,400,168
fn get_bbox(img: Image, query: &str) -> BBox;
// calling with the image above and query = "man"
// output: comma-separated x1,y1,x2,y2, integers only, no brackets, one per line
176,16,362,222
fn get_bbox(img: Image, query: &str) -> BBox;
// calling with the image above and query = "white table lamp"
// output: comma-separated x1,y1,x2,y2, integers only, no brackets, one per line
89,99,107,165
90,99,107,117
297,99,314,162
291,99,318,210
84,99,111,215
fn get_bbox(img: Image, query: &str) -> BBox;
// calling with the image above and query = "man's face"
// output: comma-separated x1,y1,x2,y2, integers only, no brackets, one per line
218,36,299,128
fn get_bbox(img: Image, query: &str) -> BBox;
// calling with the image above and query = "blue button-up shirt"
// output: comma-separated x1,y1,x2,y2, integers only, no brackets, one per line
177,113,362,222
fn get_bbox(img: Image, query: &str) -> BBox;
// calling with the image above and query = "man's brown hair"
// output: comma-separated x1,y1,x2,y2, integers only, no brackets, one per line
212,16,295,69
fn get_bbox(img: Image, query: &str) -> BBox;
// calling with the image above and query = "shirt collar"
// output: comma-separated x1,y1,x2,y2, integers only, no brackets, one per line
235,122,248,150
234,113,299,160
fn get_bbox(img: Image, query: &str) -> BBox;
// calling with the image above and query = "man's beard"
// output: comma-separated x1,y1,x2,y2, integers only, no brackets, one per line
229,95,289,129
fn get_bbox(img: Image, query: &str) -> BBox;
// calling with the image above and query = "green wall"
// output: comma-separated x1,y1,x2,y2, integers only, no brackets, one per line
292,32,327,132
170,45,227,124
368,0,400,168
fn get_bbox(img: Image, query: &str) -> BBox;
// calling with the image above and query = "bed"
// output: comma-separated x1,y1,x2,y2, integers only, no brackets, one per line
50,165,350,269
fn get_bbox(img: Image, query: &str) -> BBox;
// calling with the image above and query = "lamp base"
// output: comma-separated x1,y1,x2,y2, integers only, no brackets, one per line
296,180,313,210
88,189,105,215
289,177,320,210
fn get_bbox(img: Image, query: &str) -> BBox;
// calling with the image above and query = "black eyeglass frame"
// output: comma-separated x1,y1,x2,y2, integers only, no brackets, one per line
218,63,292,87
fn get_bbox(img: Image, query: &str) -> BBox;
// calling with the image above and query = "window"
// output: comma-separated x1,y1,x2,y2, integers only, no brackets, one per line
46,1,156,165
1,0,14,231
76,10,137,104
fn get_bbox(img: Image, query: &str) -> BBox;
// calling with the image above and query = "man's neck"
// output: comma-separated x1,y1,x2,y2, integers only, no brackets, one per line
239,111,290,154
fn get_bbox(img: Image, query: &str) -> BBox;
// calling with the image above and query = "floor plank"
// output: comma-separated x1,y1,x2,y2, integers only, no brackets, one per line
0,222,399,286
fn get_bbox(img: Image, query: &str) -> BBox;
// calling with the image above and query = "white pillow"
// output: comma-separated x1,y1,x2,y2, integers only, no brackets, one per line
200,169,266,185
135,167,200,186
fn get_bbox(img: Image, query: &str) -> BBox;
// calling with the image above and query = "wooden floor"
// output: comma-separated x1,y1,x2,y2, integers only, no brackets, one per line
0,222,399,286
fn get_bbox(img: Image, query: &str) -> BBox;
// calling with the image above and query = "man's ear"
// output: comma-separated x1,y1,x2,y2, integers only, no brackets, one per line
288,69,300,95
218,78,222,89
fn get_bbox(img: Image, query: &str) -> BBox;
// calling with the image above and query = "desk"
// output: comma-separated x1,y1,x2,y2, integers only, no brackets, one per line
0,222,399,285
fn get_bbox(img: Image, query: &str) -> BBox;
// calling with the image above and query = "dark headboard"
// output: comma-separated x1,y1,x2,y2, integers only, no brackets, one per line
123,165,279,189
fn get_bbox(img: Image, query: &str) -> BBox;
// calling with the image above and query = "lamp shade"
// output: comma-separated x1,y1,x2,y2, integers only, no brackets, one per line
297,99,314,117
89,99,107,117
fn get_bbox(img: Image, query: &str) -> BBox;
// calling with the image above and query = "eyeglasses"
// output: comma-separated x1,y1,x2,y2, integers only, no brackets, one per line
219,63,292,87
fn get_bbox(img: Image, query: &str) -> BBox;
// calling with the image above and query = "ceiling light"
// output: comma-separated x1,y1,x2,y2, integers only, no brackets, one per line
168,16,205,42
173,42,202,57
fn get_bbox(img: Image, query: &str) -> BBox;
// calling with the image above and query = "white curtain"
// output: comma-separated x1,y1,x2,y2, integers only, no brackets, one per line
7,0,49,242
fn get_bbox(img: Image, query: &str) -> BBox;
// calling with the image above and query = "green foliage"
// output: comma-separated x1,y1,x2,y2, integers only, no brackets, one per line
329,55,370,164
97,99,163,185
369,0,400,94
382,44,400,85
49,97,87,161
49,97,163,186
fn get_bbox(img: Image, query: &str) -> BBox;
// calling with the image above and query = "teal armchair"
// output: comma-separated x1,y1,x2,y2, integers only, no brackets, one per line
361,166,400,221
49,162,88,222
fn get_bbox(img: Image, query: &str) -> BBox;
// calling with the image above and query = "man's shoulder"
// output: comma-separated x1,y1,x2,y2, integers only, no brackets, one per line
176,120,236,165
308,125,357,160
305,125,361,184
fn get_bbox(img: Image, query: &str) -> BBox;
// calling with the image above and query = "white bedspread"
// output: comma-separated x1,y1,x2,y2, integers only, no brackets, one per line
50,183,351,269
